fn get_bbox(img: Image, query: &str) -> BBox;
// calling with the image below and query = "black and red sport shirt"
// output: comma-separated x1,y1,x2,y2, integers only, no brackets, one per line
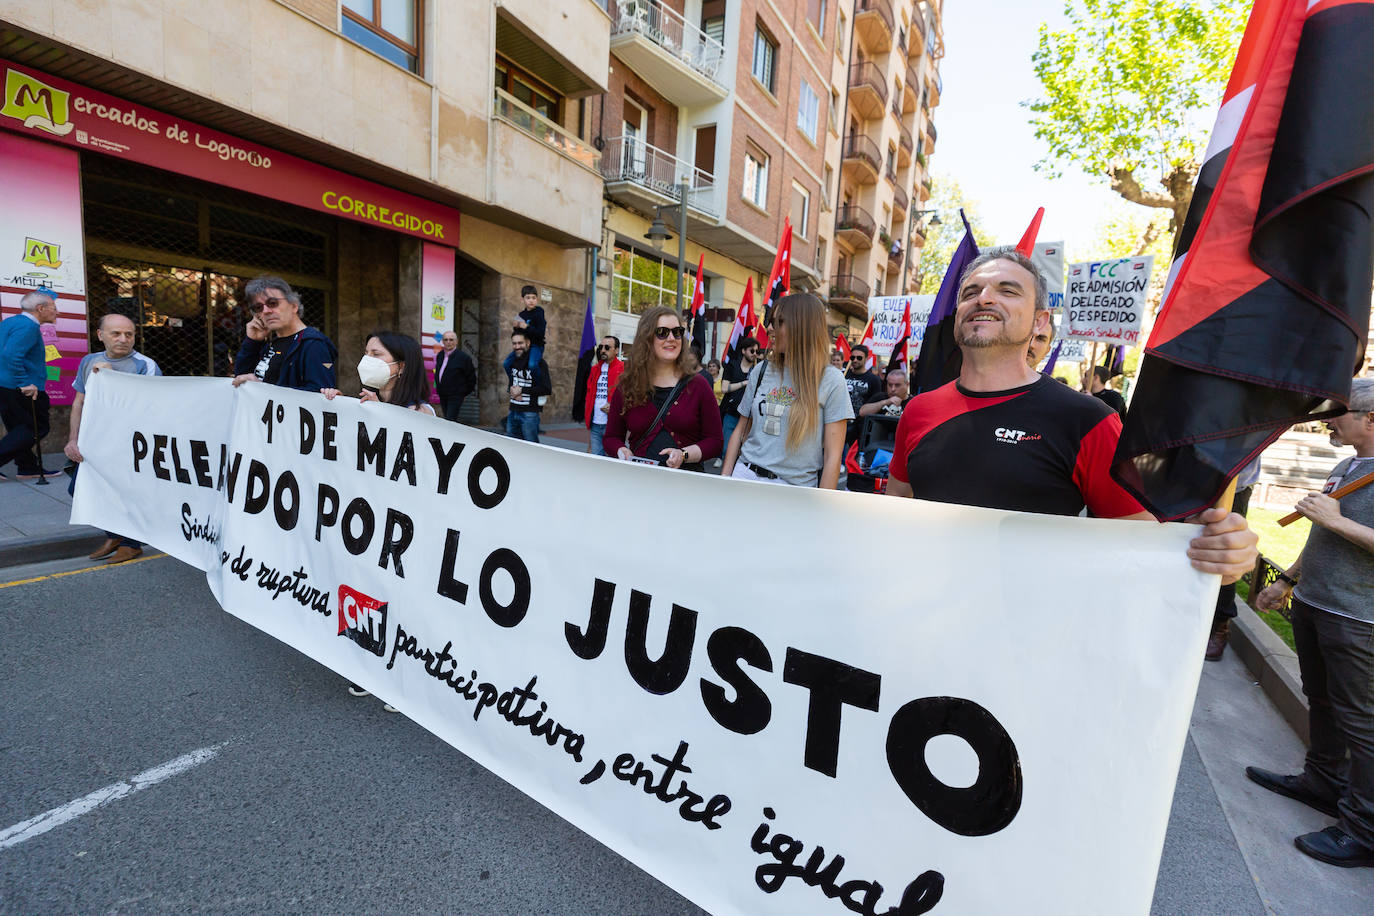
889,376,1145,518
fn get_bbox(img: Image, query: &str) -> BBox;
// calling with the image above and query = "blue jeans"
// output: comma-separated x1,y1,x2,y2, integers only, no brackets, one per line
721,412,739,454
506,410,540,442
588,422,606,455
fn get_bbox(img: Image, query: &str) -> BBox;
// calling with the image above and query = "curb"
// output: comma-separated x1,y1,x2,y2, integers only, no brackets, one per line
1227,598,1309,745
0,527,109,570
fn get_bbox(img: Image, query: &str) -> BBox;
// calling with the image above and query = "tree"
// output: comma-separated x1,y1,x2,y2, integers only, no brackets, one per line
1027,0,1247,232
910,174,996,295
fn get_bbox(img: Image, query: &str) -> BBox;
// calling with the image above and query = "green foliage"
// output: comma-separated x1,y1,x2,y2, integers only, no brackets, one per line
1027,0,1247,217
910,174,997,295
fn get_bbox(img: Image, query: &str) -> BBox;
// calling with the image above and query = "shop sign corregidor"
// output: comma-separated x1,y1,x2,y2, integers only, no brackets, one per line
0,60,459,246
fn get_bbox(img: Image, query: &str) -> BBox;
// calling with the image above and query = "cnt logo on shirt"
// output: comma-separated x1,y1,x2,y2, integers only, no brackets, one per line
994,427,1042,445
337,585,388,657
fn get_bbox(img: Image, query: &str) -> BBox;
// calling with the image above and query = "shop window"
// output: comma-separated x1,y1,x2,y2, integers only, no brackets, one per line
742,146,769,210
797,81,820,143
610,244,682,318
752,22,777,94
342,0,421,74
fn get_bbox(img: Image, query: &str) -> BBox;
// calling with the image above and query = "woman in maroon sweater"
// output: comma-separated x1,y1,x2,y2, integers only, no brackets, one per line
604,306,723,470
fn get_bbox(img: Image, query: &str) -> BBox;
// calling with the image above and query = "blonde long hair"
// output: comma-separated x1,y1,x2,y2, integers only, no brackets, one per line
617,305,692,410
771,293,830,452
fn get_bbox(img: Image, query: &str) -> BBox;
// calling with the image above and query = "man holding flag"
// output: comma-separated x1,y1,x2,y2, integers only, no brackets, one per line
884,245,1257,585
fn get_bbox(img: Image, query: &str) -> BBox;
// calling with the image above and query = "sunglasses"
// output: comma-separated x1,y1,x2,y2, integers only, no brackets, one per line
653,326,686,340
248,296,285,314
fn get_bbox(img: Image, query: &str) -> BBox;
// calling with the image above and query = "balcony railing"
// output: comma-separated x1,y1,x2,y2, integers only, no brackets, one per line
610,0,725,85
925,119,938,143
600,135,718,217
835,204,876,239
493,88,599,171
855,0,894,35
897,120,913,153
849,61,888,107
842,133,882,175
893,185,908,215
830,273,871,303
891,96,904,122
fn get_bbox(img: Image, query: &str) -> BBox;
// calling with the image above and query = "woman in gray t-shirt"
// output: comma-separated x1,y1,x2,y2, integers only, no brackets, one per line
721,293,853,487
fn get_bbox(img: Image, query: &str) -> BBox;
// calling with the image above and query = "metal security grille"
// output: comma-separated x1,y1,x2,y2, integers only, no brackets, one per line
81,156,333,378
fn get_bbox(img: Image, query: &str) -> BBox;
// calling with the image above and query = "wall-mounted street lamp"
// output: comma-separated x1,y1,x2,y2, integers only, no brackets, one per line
644,181,692,315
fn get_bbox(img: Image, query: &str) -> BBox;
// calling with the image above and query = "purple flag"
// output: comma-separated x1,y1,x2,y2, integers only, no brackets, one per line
1042,339,1063,375
911,210,979,396
578,299,596,359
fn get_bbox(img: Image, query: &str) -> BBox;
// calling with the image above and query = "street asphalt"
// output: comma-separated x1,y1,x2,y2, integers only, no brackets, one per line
1,553,1371,914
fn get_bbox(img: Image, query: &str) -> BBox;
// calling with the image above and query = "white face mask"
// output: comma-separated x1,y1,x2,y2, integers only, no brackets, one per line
357,355,393,390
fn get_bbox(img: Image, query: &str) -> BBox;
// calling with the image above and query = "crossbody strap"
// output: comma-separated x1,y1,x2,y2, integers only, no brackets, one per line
631,375,692,456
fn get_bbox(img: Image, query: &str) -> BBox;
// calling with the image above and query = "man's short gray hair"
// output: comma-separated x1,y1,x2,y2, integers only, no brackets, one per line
19,290,55,311
958,246,1049,312
1349,377,1374,413
244,275,303,319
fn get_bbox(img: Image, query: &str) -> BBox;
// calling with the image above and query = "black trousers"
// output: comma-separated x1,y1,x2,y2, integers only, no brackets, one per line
1212,485,1253,623
0,387,49,474
1292,597,1374,847
438,395,466,422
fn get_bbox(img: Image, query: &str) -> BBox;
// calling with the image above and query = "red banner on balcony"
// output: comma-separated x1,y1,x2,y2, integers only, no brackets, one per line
0,59,460,245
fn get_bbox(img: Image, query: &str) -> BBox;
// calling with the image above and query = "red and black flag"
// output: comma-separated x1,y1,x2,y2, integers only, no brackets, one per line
761,218,792,328
834,332,852,364
688,252,708,357
1112,0,1374,520
722,277,760,369
886,297,913,373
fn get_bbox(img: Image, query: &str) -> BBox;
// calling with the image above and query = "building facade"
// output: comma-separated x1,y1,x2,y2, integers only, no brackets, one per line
0,0,612,427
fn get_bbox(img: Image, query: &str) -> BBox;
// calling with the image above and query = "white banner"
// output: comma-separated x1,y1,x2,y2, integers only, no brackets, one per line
866,295,936,364
1032,241,1065,312
1065,256,1155,343
71,373,1216,916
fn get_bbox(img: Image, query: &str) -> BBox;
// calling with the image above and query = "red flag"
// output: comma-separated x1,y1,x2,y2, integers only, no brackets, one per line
723,277,758,368
1014,207,1044,257
834,332,852,363
1112,0,1374,520
887,298,913,372
688,252,708,356
762,218,792,328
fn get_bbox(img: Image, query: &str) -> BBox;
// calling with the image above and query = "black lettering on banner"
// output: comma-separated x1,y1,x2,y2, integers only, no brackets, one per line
315,483,339,541
152,433,171,481
390,432,416,486
168,437,192,484
566,578,613,660
606,740,731,830
321,411,338,461
215,444,229,490
223,452,243,502
260,399,283,444
243,459,271,515
466,447,510,509
341,497,374,555
132,431,148,472
378,507,413,578
885,696,1022,837
625,589,698,695
299,407,316,456
357,422,386,475
436,528,469,603
428,437,465,495
479,548,530,627
190,439,214,488
272,471,300,531
782,649,881,778
700,626,773,735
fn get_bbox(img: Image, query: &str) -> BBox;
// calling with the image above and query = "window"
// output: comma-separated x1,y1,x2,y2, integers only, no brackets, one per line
742,147,769,209
828,87,840,134
797,82,820,143
704,16,725,47
342,0,420,73
611,244,682,317
815,238,827,272
791,183,811,238
808,0,828,37
822,164,834,210
752,23,777,94
494,56,561,122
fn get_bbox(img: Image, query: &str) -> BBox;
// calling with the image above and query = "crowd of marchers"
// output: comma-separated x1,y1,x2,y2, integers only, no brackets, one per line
2,248,1370,868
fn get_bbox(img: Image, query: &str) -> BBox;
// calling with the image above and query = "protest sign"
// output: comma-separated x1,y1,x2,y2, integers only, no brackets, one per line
1032,241,1065,311
866,295,936,364
1065,256,1155,343
72,373,1216,916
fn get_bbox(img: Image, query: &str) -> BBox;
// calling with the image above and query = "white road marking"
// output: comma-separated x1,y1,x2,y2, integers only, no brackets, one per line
0,742,228,850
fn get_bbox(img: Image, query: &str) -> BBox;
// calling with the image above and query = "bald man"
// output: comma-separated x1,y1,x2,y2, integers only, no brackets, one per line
66,313,161,563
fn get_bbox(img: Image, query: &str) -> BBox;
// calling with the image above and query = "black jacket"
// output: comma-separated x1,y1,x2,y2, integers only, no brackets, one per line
434,347,477,399
505,353,552,412
234,326,337,392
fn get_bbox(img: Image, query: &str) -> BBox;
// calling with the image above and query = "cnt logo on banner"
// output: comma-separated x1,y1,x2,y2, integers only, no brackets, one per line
71,373,1216,916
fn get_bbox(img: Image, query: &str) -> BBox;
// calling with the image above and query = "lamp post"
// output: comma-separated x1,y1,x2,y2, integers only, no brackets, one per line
904,208,942,292
644,181,691,317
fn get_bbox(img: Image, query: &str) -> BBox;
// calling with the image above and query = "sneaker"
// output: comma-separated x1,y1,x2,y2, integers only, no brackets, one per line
382,703,400,713
347,683,370,698
17,468,63,480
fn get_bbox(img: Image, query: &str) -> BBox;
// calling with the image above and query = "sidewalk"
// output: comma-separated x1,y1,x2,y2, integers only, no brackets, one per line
0,473,106,567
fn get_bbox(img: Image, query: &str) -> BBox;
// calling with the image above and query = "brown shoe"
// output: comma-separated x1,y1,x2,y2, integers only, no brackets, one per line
88,538,120,560
105,546,143,564
1205,620,1230,661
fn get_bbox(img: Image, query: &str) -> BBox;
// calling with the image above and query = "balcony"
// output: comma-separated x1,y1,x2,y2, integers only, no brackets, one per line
840,134,881,185
906,17,926,60
893,184,908,215
609,0,728,106
854,0,894,55
835,204,876,250
848,61,888,121
897,121,913,166
600,135,719,219
903,66,920,112
829,274,871,317
924,117,938,145
493,88,600,172
928,70,943,107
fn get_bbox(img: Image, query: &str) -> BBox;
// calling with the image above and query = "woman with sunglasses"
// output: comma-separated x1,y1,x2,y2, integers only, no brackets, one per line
322,330,435,416
721,293,852,488
604,306,723,470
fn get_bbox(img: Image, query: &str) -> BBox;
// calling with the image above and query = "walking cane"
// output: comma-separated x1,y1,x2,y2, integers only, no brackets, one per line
30,396,48,486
